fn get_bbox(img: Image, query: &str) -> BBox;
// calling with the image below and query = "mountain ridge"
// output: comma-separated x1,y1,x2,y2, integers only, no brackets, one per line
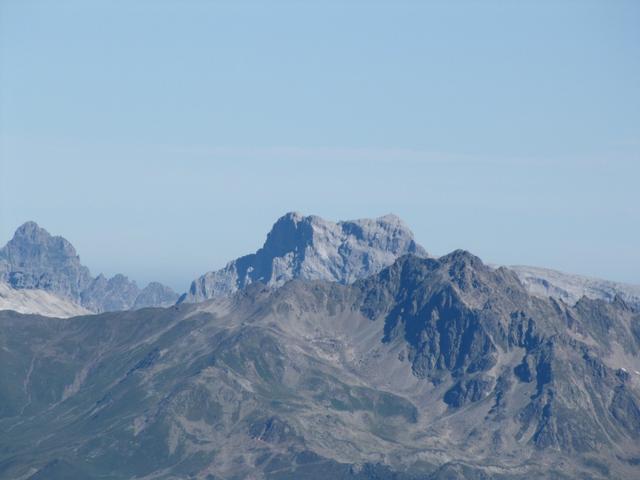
2,214,639,316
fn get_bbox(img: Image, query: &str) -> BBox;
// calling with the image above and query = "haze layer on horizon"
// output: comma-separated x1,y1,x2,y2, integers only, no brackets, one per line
1,0,639,290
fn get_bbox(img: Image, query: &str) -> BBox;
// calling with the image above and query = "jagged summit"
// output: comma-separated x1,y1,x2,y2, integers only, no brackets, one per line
10,222,78,260
10,221,80,261
14,220,50,237
180,212,428,303
0,222,178,313
0,221,91,300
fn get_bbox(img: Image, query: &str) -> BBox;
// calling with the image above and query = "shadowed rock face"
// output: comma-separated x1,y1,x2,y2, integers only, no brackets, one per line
0,222,178,313
359,252,521,380
180,212,428,303
1,252,639,479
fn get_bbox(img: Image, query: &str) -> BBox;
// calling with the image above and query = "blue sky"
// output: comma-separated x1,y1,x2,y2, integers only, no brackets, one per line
1,0,639,291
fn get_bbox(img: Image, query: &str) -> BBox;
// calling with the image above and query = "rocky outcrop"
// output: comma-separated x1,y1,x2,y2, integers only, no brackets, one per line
181,211,427,303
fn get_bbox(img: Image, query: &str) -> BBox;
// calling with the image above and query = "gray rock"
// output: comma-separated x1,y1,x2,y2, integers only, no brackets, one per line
181,211,427,303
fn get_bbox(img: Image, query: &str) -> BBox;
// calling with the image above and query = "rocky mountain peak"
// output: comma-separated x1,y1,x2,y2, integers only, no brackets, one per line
262,212,416,255
261,212,315,258
0,221,91,300
181,212,428,303
439,248,484,267
278,211,306,223
370,250,515,296
6,221,82,265
13,221,50,239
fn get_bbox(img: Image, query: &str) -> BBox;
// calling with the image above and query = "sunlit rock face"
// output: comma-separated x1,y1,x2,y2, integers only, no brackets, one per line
181,211,428,303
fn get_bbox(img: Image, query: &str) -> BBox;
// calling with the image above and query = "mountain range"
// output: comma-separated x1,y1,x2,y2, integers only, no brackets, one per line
2,214,639,318
1,249,639,479
1,213,639,478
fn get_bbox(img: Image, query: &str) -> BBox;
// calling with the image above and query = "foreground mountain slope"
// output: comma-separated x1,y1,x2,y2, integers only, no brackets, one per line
0,221,178,313
180,212,427,303
1,252,639,479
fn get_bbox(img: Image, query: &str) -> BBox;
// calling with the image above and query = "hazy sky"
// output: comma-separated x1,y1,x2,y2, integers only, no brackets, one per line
1,0,639,291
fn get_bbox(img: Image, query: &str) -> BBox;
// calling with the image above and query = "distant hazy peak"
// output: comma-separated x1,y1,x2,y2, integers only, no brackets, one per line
14,220,46,236
6,221,80,258
12,221,65,245
509,264,640,308
0,221,178,313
